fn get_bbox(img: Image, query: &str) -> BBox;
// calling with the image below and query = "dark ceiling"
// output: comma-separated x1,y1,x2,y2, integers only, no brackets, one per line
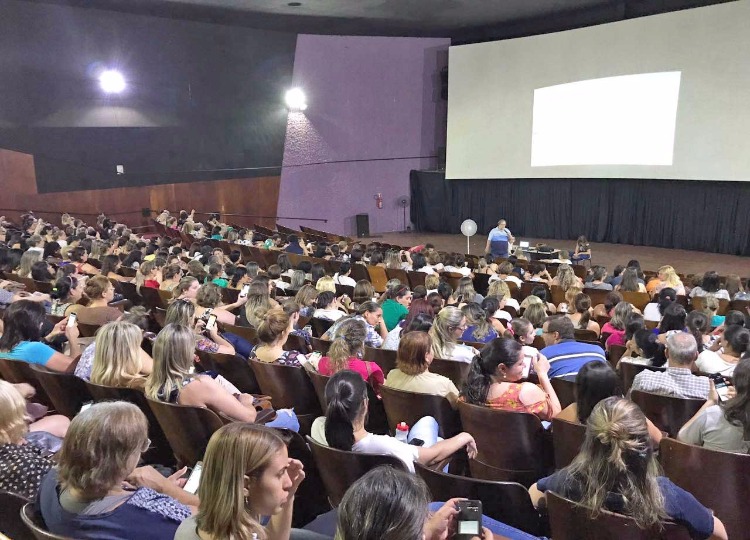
29,0,735,42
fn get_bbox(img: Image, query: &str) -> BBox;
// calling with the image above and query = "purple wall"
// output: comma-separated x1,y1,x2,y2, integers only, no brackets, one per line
278,34,450,236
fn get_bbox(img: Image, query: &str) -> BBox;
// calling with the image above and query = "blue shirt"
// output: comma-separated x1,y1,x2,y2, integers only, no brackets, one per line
537,468,714,539
540,340,607,379
487,227,512,257
0,341,56,366
461,326,499,344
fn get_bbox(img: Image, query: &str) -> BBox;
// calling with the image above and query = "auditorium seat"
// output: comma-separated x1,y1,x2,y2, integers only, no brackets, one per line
29,364,92,419
607,343,627,369
550,377,576,409
194,349,260,394
551,416,586,469
429,358,470,389
380,385,461,438
0,491,33,540
366,265,388,293
363,346,397,375
630,390,704,437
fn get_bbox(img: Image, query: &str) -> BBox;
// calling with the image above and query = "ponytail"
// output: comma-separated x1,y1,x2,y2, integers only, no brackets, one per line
462,353,492,405
323,371,367,451
460,337,522,405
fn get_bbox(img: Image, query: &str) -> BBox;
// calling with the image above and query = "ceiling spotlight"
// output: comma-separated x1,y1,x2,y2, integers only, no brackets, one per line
285,87,307,111
99,70,126,94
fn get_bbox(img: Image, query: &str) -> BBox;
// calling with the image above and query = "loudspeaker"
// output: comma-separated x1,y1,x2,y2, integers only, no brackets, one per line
356,214,370,238
141,208,152,217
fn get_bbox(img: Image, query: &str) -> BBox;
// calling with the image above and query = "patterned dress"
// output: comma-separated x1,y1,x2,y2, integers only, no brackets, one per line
486,383,552,420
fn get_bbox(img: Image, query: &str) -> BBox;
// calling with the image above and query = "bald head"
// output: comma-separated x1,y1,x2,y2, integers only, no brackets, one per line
666,332,698,367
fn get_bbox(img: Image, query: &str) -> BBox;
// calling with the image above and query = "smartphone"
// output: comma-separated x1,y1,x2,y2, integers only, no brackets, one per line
711,374,730,401
307,351,322,363
239,284,250,298
183,461,203,494
205,314,217,332
455,500,483,539
67,313,77,328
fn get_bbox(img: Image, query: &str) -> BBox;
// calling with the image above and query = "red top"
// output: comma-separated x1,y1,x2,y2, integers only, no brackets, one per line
143,279,160,289
318,356,385,391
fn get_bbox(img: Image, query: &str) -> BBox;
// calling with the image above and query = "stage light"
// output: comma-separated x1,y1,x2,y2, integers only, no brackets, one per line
99,70,126,94
285,88,307,111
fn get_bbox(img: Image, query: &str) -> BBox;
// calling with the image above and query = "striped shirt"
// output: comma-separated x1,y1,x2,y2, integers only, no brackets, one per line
540,340,607,378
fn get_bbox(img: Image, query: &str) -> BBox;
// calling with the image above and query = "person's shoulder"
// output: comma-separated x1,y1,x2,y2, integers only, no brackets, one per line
128,487,192,522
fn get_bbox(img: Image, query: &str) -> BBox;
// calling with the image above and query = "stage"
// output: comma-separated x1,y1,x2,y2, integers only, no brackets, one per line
375,232,750,278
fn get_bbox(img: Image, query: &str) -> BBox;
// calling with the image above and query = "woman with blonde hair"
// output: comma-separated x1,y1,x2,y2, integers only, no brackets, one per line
174,424,308,540
242,280,278,328
428,306,478,363
557,285,582,314
316,275,336,293
318,317,384,390
0,380,68,499
38,401,196,539
173,276,200,301
77,275,122,325
165,299,236,356
487,279,520,311
653,265,685,296
530,397,727,540
523,302,547,335
18,249,42,278
294,284,319,318
135,260,161,292
194,281,249,326
551,263,582,293
460,302,498,344
84,321,153,388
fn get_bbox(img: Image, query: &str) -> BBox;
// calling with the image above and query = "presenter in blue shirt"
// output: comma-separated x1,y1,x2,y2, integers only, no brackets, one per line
485,219,515,258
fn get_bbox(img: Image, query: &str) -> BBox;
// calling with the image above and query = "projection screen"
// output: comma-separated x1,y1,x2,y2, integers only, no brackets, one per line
445,1,750,181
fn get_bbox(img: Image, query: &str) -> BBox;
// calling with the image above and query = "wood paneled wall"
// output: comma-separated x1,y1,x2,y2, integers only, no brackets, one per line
0,149,280,229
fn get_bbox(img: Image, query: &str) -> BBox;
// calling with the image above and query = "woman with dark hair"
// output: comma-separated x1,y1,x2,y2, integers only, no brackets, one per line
601,301,634,349
571,235,591,263
686,311,712,352
593,291,623,320
381,284,412,331
31,261,55,283
696,324,750,376
461,337,561,420
0,300,79,371
100,254,131,282
616,267,647,293
42,241,62,260
531,397,727,540
310,263,326,287
690,271,730,300
520,284,556,314
50,275,84,316
680,358,750,453
311,370,476,473
656,302,687,343
312,291,347,322
569,293,600,336
643,287,676,322
122,249,143,270
69,246,100,275
384,331,459,406
332,261,357,287
382,298,434,350
621,328,668,367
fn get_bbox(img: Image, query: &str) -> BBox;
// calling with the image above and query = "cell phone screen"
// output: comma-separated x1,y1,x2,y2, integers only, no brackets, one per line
458,521,480,535
67,313,77,328
240,284,250,297
184,462,202,494
205,314,217,331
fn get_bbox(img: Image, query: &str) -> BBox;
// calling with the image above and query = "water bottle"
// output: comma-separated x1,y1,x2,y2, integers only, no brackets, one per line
395,422,409,443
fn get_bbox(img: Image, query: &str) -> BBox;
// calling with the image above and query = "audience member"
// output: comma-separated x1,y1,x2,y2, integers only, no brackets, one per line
460,302,499,344
76,275,122,325
318,317,384,390
249,307,306,367
696,324,749,376
428,306,478,362
539,316,607,379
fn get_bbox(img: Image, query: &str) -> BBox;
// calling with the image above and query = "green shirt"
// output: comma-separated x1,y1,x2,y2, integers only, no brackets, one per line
381,299,408,332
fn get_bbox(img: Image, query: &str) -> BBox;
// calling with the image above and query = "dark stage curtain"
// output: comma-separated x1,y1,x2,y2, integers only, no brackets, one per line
410,171,750,256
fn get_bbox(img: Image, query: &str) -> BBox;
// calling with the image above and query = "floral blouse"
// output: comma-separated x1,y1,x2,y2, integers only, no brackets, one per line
486,383,552,420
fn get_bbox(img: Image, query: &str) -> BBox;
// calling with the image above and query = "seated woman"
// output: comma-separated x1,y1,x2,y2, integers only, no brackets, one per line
451,277,483,305
505,317,541,368
687,311,713,353
621,328,667,367
165,299,236,356
726,274,750,301
311,291,347,322
528,263,553,286
481,296,510,333
50,275,85,316
241,279,279,328
428,306,478,363
172,276,199,301
702,295,726,329
381,284,413,331
76,275,122,326
0,300,79,371
556,361,662,443
0,381,69,499
556,285,582,315
655,302,687,344
690,271,731,301
601,301,633,349
523,302,548,336
460,302,498,344
643,287,676,322
615,267,647,293
249,307,307,367
294,284,319,317
174,423,311,540
487,279,520,312
312,370,477,473
530,397,728,540
570,235,591,263
696,324,749,376
136,260,161,292
100,254,131,283
652,265,686,296
679,358,750,453
551,264,582,292
68,246,100,275
384,331,459,406
586,265,613,290
75,317,153,385
31,261,56,283
318,318,384,390
37,401,195,539
568,293,601,336
461,337,561,421
592,290,623,320
315,275,336,293
520,284,556,314
159,264,183,292
382,298,435,351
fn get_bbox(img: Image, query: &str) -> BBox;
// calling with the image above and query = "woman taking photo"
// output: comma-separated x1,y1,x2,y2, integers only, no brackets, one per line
427,306,478,363
0,300,79,372
77,275,122,326
462,337,561,421
313,370,477,473
696,324,750,376
318,318,384,391
384,331,460,406
37,401,195,539
101,254,131,282
679,358,750,453
165,299,236,356
311,291,347,322
531,397,727,540
174,423,309,540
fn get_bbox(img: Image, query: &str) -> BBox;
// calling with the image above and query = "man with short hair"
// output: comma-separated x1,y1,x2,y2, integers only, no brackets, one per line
630,333,709,399
484,219,515,259
539,316,607,379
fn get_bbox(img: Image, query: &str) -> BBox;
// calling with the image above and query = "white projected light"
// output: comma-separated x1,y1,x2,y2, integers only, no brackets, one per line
285,88,307,111
99,70,126,94
531,72,681,167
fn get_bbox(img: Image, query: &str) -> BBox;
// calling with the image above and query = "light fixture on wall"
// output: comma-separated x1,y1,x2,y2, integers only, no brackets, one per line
284,87,307,111
99,70,126,94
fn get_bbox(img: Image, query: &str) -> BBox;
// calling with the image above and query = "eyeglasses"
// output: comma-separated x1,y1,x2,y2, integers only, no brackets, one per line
140,438,152,453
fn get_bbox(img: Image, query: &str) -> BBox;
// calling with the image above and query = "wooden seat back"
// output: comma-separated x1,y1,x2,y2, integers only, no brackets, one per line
29,364,92,418
306,436,407,507
551,416,586,469
380,385,462,438
194,350,260,394
0,491,33,540
630,390,704,437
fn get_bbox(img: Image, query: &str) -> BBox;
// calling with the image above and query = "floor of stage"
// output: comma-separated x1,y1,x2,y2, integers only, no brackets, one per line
373,232,750,277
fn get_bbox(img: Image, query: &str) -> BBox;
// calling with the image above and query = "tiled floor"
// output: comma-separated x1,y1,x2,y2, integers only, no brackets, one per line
373,232,750,277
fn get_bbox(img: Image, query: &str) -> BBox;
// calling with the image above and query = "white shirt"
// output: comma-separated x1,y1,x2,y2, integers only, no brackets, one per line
382,326,403,350
493,309,512,322
696,350,738,376
333,273,357,287
444,266,471,277
643,303,662,322
504,298,520,311
417,266,436,274
440,343,478,363
312,309,346,321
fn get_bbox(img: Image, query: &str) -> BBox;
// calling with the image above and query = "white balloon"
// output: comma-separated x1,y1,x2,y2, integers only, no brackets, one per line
460,219,478,237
